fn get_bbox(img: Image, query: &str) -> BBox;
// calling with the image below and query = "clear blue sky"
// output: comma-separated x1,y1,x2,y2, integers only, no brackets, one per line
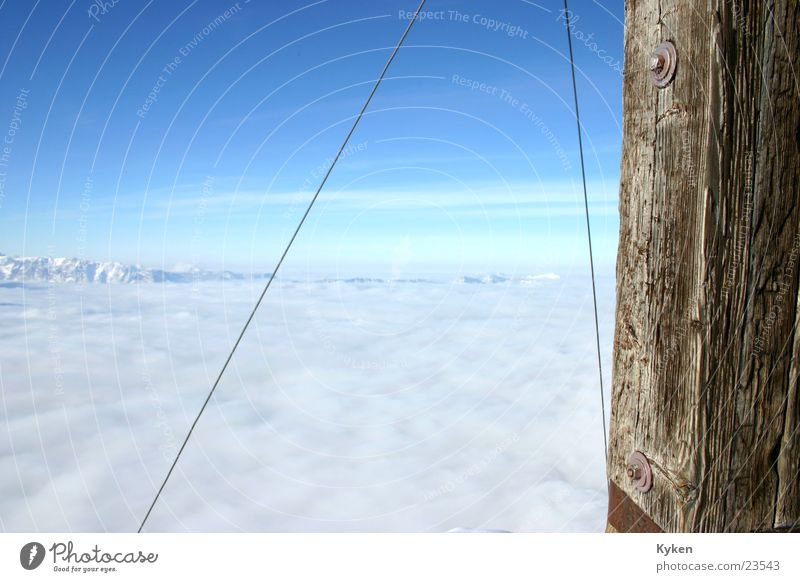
0,0,623,274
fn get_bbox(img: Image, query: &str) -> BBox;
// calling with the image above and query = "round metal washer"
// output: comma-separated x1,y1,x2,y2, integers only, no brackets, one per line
627,451,653,492
650,41,678,88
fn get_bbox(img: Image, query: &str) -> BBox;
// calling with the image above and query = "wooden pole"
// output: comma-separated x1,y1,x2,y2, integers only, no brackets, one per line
607,0,799,532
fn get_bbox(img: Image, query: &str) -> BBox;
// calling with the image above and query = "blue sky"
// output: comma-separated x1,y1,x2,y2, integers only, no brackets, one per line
0,0,623,274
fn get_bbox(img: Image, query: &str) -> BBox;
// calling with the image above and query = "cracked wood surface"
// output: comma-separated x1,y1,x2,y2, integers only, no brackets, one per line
608,0,799,532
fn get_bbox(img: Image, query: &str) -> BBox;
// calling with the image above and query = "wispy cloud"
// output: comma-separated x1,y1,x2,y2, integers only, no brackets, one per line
89,179,619,216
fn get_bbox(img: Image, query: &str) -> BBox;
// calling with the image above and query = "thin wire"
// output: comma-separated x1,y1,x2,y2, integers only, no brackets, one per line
137,0,428,533
562,0,608,462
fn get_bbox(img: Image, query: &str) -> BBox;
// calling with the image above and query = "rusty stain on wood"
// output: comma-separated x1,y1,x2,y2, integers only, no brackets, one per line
608,0,800,531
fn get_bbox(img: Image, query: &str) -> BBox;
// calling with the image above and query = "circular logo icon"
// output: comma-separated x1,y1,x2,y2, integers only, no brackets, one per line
20,542,46,570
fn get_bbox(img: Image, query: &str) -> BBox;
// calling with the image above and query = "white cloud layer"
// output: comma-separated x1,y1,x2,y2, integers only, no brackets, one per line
0,270,614,532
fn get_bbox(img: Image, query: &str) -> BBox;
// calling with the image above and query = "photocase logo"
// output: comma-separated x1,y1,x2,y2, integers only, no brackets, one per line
20,542,46,570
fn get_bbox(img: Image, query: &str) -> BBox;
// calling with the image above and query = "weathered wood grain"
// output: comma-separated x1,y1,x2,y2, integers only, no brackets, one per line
608,0,800,532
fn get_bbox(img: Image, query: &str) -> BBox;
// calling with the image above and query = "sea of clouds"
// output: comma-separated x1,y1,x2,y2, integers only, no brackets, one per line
0,269,614,532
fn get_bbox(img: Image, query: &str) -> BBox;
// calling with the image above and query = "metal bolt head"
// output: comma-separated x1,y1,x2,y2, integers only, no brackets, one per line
626,463,642,481
649,41,677,88
649,55,664,72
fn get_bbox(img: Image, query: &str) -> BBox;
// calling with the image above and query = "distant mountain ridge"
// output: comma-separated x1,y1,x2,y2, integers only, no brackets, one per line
0,253,560,285
451,272,560,285
0,254,268,284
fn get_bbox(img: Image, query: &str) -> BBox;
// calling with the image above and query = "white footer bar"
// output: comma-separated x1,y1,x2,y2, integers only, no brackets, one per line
1,533,796,581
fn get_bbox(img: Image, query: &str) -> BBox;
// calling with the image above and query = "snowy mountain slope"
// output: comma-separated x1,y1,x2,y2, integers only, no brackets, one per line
0,253,267,284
